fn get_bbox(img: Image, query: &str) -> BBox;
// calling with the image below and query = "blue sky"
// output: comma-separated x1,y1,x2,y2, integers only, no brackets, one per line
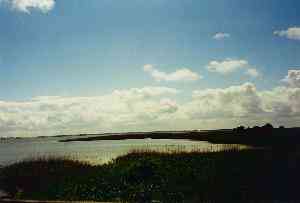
0,0,300,137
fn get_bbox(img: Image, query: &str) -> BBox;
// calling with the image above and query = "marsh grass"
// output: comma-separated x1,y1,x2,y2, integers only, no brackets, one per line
1,145,300,202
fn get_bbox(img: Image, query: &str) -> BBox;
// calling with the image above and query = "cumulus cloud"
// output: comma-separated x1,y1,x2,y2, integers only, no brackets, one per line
1,0,55,13
206,59,261,78
0,86,179,137
143,64,201,82
206,59,249,74
213,32,230,40
259,86,300,118
185,83,264,119
2,71,300,137
282,69,300,87
159,98,178,114
183,71,300,125
274,27,300,40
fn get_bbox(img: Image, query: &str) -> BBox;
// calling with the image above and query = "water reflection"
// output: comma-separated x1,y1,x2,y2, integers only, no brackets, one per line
0,137,248,166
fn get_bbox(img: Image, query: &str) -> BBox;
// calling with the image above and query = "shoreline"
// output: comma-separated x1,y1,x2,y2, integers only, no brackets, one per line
59,127,300,147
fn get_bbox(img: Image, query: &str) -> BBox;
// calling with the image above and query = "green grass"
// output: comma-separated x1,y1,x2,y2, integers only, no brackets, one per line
1,146,300,202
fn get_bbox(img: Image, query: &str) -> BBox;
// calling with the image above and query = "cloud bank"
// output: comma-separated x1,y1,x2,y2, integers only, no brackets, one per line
1,70,300,137
183,79,300,127
282,69,300,87
0,86,179,137
143,64,201,82
186,83,263,119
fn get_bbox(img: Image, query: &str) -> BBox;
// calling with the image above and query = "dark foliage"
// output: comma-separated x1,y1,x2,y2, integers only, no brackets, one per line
60,124,300,149
1,146,300,202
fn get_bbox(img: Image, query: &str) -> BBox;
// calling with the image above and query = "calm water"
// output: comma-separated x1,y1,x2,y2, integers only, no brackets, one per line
0,135,245,166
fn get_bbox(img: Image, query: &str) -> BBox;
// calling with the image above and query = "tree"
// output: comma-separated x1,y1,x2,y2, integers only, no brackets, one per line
262,123,274,130
235,126,245,134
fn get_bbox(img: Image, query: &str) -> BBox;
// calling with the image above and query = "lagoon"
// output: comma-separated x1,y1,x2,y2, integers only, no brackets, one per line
0,134,245,166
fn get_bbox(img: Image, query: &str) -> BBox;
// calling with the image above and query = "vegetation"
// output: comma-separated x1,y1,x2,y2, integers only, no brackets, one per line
1,145,300,202
2,124,300,202
59,124,300,148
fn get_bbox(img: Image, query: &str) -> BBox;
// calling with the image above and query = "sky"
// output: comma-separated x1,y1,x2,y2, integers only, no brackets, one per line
0,0,300,137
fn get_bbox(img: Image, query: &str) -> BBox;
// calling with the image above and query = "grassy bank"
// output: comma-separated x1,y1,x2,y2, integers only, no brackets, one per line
1,147,300,202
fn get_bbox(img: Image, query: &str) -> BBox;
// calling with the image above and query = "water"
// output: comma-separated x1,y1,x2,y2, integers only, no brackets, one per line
0,135,245,166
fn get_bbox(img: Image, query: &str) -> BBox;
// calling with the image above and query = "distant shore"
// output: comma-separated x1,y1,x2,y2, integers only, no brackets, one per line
59,126,300,147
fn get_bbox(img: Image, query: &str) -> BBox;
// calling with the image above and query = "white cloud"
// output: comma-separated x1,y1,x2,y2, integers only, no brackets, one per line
274,27,300,40
206,59,261,78
245,68,260,78
206,59,249,74
259,86,300,118
213,32,230,40
1,0,55,13
112,86,179,99
2,71,300,137
185,83,264,119
282,69,300,87
182,72,300,126
0,86,179,137
159,98,178,113
143,64,201,82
